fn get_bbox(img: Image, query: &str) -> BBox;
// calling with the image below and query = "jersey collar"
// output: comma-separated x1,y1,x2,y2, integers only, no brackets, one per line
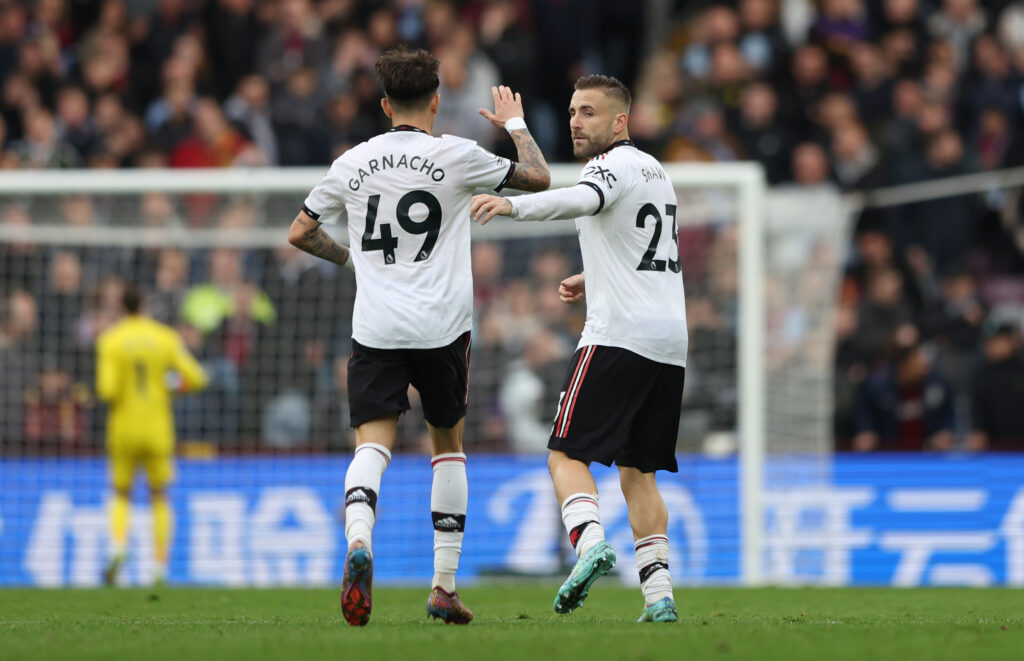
600,139,634,155
389,124,429,134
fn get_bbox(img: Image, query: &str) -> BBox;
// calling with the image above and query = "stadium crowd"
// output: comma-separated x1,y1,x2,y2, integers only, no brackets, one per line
1,0,1023,453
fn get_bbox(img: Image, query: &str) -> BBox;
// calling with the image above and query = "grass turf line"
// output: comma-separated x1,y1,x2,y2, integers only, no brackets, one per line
1,586,1023,661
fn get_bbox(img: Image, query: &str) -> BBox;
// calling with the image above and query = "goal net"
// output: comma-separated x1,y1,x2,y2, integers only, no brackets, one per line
0,165,850,586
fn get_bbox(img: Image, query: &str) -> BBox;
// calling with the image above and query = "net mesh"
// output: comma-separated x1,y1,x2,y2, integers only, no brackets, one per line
0,168,848,585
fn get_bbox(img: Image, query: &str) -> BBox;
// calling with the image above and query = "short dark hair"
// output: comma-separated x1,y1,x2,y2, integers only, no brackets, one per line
374,47,439,111
122,285,143,314
574,75,631,112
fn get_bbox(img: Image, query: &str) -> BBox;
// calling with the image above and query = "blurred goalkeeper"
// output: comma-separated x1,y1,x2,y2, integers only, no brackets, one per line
96,285,208,585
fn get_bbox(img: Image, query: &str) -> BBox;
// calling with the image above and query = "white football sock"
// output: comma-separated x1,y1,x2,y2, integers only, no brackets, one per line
431,452,467,593
635,534,673,605
561,493,605,558
344,443,391,550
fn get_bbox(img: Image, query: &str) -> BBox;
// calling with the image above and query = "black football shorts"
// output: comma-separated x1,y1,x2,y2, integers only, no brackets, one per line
348,331,471,429
548,344,684,473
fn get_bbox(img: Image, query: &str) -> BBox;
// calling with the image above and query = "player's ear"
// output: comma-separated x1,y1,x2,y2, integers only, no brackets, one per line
430,93,440,115
613,112,628,136
381,97,393,119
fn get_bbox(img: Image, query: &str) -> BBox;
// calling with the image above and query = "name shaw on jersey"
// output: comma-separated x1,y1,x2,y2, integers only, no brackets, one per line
348,153,446,190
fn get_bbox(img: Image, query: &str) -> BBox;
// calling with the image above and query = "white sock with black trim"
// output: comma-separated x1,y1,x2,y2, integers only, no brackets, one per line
635,534,673,605
344,443,391,550
561,493,605,558
431,452,467,593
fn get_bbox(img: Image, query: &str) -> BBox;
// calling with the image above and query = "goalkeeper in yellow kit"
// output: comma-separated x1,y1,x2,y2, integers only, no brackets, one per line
96,285,207,585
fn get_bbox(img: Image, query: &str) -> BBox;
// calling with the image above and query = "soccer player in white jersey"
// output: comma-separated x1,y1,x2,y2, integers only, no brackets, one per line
471,75,685,623
287,47,550,626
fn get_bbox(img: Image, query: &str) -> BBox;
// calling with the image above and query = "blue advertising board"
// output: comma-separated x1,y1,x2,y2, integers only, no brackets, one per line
1,454,1022,587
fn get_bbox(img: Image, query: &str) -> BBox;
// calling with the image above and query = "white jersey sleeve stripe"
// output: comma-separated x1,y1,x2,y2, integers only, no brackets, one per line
576,181,605,214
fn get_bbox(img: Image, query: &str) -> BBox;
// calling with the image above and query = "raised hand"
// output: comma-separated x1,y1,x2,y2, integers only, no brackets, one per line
470,194,513,225
478,85,524,129
559,273,585,305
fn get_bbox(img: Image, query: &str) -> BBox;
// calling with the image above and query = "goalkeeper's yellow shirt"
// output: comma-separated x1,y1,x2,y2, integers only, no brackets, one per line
96,315,208,453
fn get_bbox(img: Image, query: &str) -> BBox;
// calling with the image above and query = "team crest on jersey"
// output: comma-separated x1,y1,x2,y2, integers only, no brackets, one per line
583,165,616,188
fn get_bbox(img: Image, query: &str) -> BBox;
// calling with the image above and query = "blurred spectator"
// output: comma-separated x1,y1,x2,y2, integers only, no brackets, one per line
0,204,44,292
733,83,794,184
38,251,84,372
148,248,190,325
472,241,504,308
784,44,830,138
999,1,1024,52
311,354,354,451
927,0,987,71
810,0,871,88
667,99,742,163
55,85,99,159
225,74,278,165
10,106,80,167
478,0,538,102
853,342,956,451
205,0,261,98
738,0,788,78
830,120,883,189
271,67,327,165
499,328,565,453
0,290,40,445
856,267,916,362
255,0,329,87
790,142,831,187
181,247,275,337
75,275,126,349
434,23,500,150
969,311,1024,450
22,359,89,453
169,97,255,167
923,268,985,397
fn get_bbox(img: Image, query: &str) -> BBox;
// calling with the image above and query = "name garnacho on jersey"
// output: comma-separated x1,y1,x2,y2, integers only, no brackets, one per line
303,127,513,350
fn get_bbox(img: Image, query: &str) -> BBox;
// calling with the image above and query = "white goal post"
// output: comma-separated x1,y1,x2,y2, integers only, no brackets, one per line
0,163,773,585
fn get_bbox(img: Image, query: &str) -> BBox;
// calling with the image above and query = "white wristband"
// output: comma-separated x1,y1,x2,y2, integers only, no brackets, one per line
344,256,355,271
504,117,527,132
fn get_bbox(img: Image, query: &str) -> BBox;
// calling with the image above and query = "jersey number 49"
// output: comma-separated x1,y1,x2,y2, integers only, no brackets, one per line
362,191,442,264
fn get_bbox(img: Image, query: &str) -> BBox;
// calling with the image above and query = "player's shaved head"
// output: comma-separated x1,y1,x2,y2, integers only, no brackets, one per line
574,75,631,113
375,47,440,112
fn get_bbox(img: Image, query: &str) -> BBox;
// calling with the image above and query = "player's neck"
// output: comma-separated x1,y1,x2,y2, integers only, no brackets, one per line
594,132,632,156
389,114,434,135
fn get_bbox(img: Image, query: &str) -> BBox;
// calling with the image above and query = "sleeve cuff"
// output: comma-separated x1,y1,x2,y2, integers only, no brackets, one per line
301,204,321,220
495,162,516,193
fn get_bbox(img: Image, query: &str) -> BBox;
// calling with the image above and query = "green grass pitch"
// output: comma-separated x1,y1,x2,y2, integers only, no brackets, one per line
2,586,1023,661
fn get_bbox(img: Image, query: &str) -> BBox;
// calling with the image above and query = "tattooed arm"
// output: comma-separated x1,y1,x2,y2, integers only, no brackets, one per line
504,127,550,192
478,85,550,192
287,210,352,268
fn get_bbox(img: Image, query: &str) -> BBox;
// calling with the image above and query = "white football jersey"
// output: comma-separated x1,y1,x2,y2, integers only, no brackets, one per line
303,126,513,349
574,141,688,367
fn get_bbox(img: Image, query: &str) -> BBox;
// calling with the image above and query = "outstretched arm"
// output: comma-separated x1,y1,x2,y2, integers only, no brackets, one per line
479,86,550,192
287,210,352,268
470,184,602,225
